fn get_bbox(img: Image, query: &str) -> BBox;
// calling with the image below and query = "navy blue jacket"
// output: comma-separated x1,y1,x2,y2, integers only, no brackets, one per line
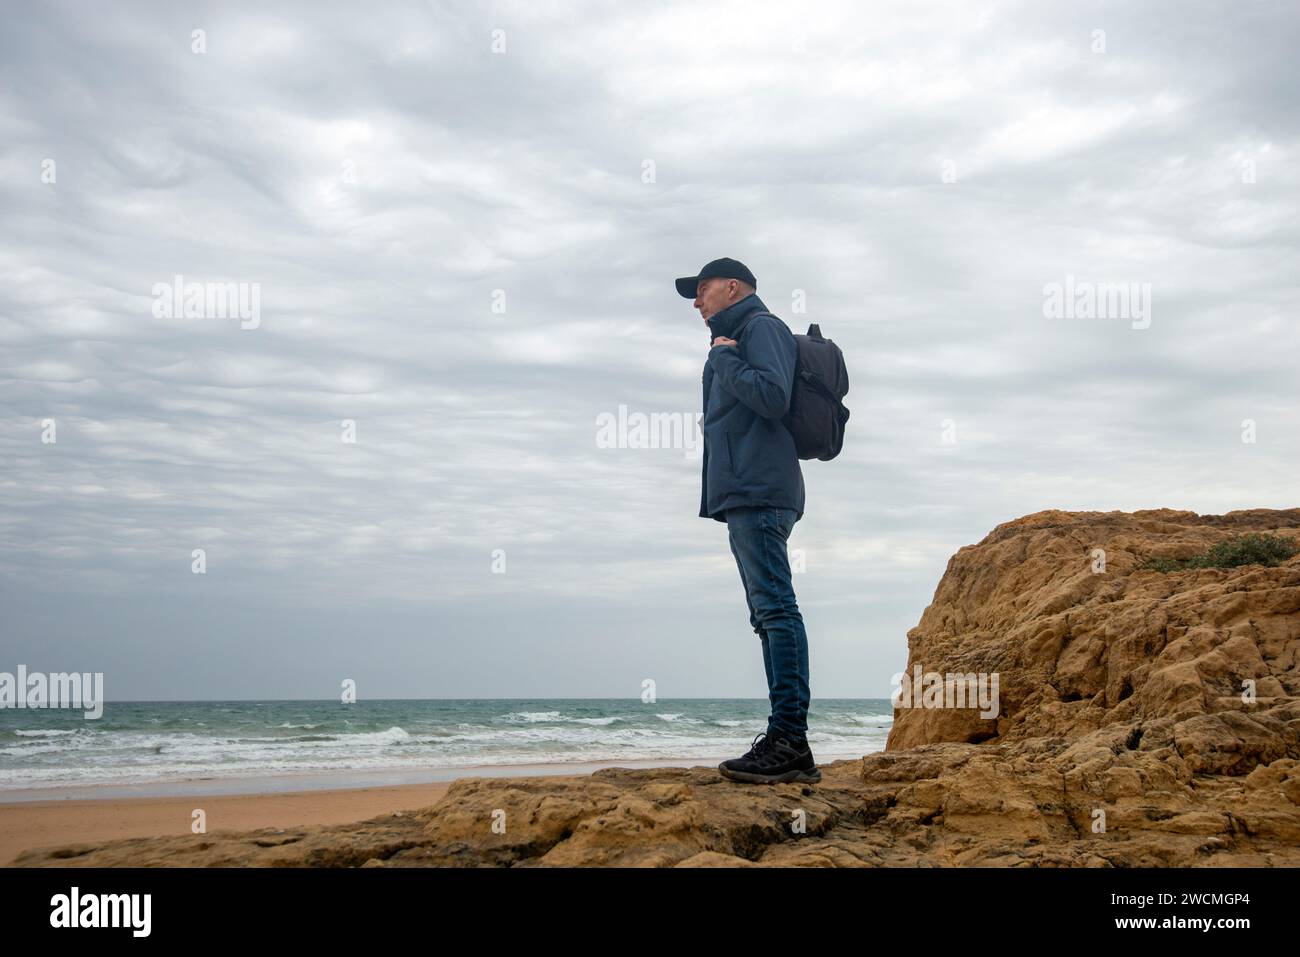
699,293,806,522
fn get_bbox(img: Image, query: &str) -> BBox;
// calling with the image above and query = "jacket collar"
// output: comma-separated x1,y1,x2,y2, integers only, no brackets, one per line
705,292,768,341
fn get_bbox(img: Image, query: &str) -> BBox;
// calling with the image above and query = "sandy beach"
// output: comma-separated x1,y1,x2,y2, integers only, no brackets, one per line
0,780,456,866
0,756,756,865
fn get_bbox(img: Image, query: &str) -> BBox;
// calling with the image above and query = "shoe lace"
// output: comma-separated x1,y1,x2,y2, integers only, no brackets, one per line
748,731,774,760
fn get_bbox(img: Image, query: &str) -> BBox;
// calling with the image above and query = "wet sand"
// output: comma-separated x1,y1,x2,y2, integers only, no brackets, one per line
0,779,460,865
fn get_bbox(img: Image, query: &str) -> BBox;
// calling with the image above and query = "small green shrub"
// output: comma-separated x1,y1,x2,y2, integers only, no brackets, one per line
1139,533,1299,573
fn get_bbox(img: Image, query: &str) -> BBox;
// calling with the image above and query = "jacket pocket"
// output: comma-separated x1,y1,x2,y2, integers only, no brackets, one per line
705,424,732,475
723,429,739,475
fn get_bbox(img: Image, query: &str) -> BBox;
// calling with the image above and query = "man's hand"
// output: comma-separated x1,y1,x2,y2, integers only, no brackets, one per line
711,336,737,349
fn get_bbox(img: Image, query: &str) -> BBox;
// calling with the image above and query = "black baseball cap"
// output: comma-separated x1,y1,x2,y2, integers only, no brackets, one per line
675,258,757,299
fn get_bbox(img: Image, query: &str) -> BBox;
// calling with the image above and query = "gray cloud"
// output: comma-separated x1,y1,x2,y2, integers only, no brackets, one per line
1,0,1296,700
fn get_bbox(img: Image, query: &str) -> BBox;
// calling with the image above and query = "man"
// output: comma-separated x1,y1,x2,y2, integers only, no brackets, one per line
675,257,819,785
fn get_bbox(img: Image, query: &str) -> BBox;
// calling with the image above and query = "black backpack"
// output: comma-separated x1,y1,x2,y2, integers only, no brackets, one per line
738,313,850,461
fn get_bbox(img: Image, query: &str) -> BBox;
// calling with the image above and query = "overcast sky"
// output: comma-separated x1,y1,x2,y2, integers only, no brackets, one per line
1,0,1296,701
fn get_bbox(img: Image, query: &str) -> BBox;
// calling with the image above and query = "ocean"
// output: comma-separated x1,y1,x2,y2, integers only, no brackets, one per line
0,698,893,798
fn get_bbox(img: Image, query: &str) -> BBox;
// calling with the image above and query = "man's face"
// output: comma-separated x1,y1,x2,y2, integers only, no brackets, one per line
693,277,736,323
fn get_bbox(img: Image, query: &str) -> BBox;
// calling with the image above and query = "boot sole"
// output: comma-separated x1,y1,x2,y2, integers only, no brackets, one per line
717,763,821,785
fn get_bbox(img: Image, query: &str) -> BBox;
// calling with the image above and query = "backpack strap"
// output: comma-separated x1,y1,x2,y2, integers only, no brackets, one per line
798,368,843,404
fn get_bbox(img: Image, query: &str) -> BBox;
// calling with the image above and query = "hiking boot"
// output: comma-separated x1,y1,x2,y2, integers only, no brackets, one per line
718,729,821,784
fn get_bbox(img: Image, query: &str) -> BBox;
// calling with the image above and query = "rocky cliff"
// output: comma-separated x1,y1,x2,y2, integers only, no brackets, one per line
16,508,1300,867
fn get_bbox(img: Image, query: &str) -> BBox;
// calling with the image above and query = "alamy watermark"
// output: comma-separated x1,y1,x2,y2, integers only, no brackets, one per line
595,404,702,458
891,664,1000,719
151,274,260,329
0,665,103,719
50,886,150,936
1043,274,1151,329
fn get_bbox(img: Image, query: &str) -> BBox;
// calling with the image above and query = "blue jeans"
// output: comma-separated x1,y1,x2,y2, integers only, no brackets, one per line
725,505,810,740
